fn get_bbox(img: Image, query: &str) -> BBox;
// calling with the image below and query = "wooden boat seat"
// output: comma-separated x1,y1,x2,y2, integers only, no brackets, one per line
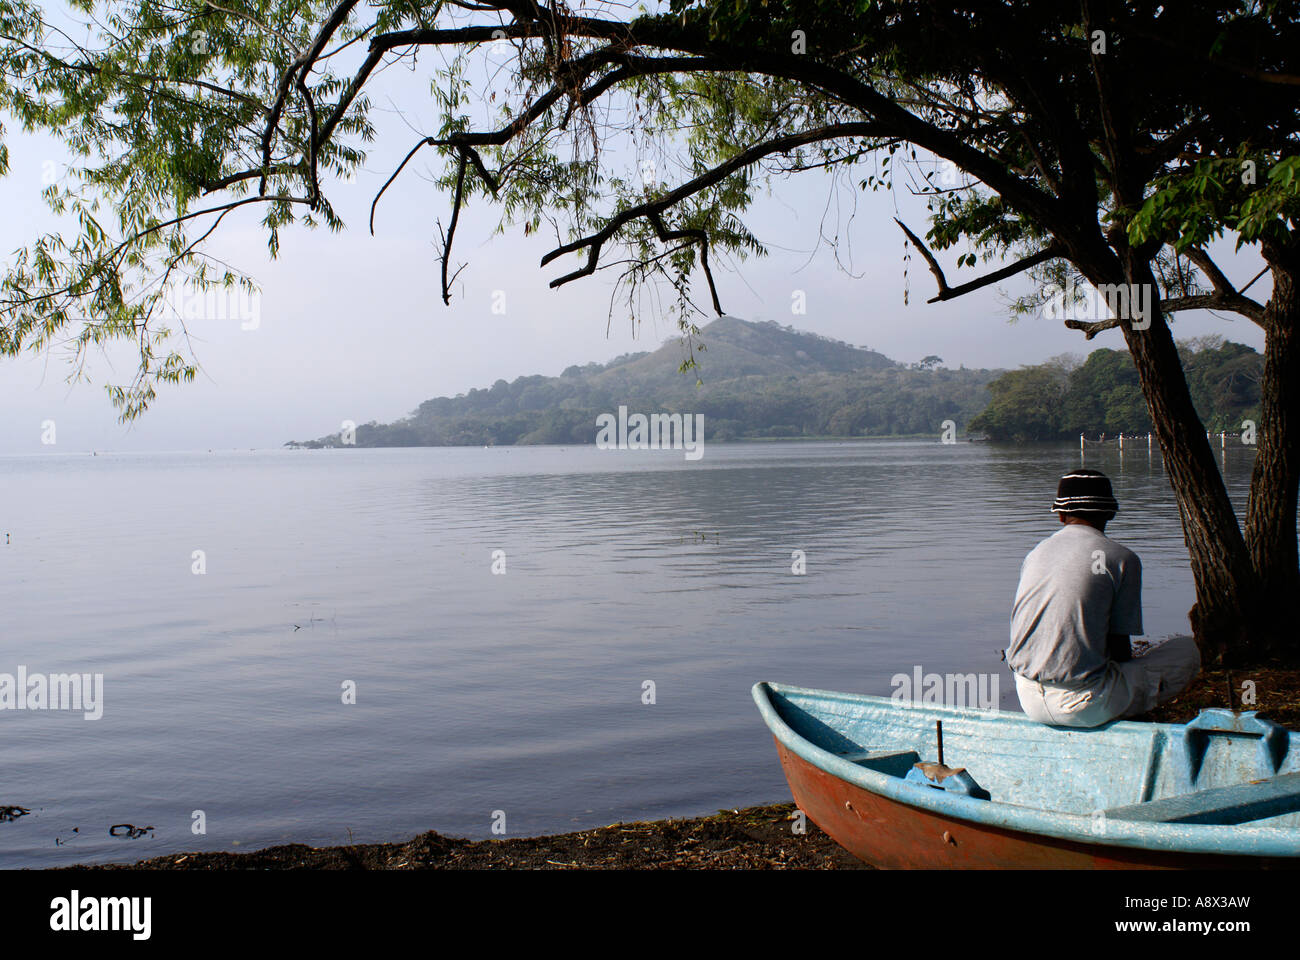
1104,772,1300,826
833,749,920,777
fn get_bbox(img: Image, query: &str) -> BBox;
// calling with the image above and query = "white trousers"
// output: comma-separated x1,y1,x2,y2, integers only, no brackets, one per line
1014,636,1201,728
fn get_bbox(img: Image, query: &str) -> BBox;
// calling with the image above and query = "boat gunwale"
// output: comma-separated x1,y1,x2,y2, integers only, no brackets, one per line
753,680,1300,859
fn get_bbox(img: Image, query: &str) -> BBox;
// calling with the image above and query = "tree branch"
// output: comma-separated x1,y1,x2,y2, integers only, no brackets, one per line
1064,317,1123,339
259,0,361,195
648,211,722,315
1162,293,1265,322
296,69,320,209
349,12,1071,240
0,32,268,112
439,152,468,305
540,122,883,286
893,218,1063,303
1182,246,1266,325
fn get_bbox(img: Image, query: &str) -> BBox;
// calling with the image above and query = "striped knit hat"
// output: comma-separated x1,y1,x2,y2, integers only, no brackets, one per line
1051,468,1119,514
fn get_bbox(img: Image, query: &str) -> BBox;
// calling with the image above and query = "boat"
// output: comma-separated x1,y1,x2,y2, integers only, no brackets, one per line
753,681,1300,868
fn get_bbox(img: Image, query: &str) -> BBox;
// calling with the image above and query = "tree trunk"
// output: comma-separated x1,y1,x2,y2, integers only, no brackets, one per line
1243,237,1300,661
1114,259,1261,664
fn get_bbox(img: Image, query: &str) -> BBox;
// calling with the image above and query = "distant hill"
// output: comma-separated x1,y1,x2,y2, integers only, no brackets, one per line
288,316,999,447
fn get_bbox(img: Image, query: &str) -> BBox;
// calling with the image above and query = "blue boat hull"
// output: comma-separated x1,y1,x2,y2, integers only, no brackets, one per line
754,682,1300,868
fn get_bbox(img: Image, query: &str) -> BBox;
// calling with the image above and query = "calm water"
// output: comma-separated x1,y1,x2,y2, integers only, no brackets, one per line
0,439,1255,867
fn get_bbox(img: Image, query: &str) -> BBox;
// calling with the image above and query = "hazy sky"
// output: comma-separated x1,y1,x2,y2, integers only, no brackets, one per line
0,27,1269,454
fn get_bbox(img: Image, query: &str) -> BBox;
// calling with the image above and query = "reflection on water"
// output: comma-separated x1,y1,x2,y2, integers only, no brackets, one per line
0,440,1255,866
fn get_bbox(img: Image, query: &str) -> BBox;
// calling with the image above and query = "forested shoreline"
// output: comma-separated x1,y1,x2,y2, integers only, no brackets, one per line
288,320,1261,448
970,336,1261,442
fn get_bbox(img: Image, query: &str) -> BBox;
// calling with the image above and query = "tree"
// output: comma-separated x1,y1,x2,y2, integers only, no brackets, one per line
1180,338,1263,433
968,366,1068,442
2,1,1298,662
973,345,1259,440
1060,348,1152,437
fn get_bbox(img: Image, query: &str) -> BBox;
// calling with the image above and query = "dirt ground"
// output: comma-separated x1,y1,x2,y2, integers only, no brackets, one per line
1135,666,1300,726
74,803,867,871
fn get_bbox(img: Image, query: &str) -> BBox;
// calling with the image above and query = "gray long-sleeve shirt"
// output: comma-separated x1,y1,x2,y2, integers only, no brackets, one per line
1007,524,1143,685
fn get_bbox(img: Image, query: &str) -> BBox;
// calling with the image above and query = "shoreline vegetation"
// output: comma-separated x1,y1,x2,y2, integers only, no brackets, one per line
71,804,864,871
286,318,1261,450
61,669,1300,871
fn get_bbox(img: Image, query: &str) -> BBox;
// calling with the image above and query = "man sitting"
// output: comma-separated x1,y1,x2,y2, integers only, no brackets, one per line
1008,469,1201,727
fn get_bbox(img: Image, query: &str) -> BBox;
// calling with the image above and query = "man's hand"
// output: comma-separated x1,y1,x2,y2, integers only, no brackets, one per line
1107,634,1132,662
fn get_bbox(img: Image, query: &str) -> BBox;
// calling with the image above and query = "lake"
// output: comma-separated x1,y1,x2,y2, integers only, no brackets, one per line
0,438,1255,867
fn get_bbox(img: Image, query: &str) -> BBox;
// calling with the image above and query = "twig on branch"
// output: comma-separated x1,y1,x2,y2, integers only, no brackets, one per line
1239,265,1269,296
461,146,499,194
648,212,722,316
370,136,501,236
892,218,1062,303
371,137,436,235
440,152,469,305
296,70,320,208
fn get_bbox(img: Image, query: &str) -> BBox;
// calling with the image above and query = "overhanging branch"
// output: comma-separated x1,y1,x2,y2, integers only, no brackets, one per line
540,122,883,288
648,211,722,316
1182,247,1266,325
893,218,1063,303
259,0,361,196
439,152,469,305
